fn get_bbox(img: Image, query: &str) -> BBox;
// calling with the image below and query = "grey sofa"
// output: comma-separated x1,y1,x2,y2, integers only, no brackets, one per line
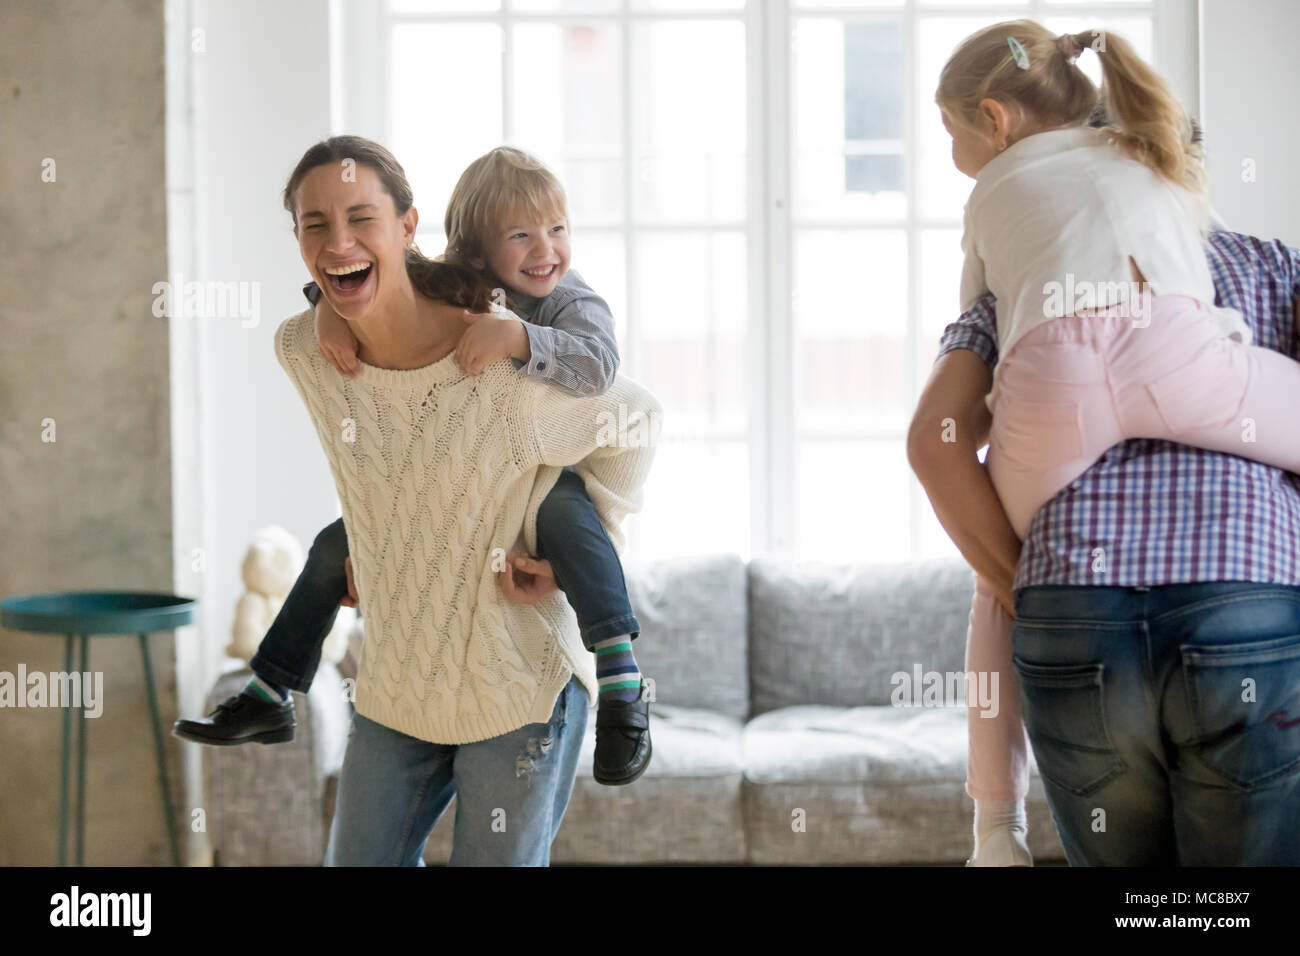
201,554,1065,865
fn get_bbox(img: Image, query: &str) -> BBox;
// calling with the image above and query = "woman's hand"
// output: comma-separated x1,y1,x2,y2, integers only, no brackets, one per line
315,298,361,377
454,311,529,376
340,556,359,608
498,552,558,605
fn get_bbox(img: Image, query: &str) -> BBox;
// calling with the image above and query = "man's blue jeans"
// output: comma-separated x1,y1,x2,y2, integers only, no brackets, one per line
1012,582,1300,865
250,466,639,692
325,676,588,866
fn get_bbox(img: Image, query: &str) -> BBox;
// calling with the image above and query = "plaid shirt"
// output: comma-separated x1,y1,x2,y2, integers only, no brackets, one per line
937,230,1300,590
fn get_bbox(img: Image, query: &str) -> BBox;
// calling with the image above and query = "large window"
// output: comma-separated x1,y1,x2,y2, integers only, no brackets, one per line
337,0,1187,564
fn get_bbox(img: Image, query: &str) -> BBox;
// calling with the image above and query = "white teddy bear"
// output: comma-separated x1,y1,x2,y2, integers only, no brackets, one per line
228,525,354,668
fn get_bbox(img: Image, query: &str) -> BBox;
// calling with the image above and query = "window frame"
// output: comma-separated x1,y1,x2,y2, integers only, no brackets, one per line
331,0,1198,562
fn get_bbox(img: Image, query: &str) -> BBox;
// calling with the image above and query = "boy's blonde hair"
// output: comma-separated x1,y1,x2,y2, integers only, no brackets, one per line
936,20,1207,211
443,146,570,266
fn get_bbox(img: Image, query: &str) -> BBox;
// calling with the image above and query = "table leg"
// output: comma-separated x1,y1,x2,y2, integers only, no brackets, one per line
58,634,74,866
76,635,88,866
139,632,180,866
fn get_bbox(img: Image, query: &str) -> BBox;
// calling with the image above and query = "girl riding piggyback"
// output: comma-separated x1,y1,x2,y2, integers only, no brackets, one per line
933,19,1300,865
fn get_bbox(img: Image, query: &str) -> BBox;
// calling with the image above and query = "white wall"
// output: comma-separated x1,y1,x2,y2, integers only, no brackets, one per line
2,0,176,867
169,0,341,781
1201,0,1300,242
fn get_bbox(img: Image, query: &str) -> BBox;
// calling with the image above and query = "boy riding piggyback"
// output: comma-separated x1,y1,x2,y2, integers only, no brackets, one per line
175,147,653,786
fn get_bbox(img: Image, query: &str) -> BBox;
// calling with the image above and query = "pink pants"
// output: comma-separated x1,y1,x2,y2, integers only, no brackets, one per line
966,294,1300,801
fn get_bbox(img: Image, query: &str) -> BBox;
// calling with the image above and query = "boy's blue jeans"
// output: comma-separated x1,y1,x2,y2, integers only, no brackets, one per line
1012,581,1300,866
250,466,641,693
325,676,588,865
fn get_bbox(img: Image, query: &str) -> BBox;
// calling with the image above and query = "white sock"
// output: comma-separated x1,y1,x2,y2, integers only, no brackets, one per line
975,799,1025,840
971,799,1030,866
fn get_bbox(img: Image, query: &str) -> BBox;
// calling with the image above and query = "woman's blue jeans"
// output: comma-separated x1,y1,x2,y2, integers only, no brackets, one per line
1012,582,1300,866
324,676,588,866
250,466,639,692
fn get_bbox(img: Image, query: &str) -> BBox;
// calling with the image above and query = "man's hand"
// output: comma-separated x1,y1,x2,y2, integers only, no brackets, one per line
454,311,530,375
497,552,558,605
908,349,1021,618
315,298,361,377
341,556,358,608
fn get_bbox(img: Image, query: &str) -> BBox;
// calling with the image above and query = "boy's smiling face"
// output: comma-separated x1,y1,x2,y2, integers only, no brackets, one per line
474,210,572,299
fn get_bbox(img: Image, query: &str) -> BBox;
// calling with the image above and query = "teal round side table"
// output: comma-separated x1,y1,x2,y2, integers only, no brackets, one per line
0,590,196,866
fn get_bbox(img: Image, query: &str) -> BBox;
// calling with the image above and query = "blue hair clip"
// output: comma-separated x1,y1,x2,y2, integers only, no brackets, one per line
1007,36,1030,70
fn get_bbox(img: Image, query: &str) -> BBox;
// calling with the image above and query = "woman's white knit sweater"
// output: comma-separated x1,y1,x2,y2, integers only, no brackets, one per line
274,308,662,745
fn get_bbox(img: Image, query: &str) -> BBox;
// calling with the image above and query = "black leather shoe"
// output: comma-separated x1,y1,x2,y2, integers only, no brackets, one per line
172,691,296,746
593,682,652,786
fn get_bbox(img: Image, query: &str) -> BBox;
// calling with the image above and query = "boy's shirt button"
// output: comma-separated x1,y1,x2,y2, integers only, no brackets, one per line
537,361,547,370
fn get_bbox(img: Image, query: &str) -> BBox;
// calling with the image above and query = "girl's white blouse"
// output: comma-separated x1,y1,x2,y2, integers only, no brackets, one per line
960,126,1249,363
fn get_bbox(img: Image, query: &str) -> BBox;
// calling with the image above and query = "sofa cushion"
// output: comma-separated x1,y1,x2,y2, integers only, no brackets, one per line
625,552,749,722
749,557,975,713
207,664,349,866
741,705,1064,864
421,704,747,864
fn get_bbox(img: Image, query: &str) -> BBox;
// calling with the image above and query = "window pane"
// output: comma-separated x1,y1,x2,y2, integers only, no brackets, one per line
391,24,503,222
796,441,909,561
636,232,748,435
845,22,902,195
917,227,964,380
633,20,746,222
631,0,745,9
568,231,627,345
634,441,750,560
794,229,907,434
916,475,961,560
511,23,623,226
391,0,499,11
513,0,620,11
794,17,905,220
796,0,902,8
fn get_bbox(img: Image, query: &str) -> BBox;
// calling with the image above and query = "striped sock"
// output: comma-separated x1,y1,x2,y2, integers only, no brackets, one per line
593,635,641,704
244,674,290,704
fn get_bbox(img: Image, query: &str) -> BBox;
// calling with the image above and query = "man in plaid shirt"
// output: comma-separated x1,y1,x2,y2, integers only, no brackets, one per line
910,229,1300,865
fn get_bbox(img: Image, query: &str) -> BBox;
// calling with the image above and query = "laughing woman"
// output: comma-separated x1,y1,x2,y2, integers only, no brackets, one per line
275,136,661,865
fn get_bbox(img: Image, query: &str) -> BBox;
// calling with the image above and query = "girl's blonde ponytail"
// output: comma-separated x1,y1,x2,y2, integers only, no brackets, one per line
1082,28,1208,210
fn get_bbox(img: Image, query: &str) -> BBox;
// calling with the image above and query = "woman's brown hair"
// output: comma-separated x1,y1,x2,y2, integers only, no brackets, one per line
282,135,504,313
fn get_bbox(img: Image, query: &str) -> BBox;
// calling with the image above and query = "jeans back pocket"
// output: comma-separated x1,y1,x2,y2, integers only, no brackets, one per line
1012,657,1126,796
1181,632,1300,789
